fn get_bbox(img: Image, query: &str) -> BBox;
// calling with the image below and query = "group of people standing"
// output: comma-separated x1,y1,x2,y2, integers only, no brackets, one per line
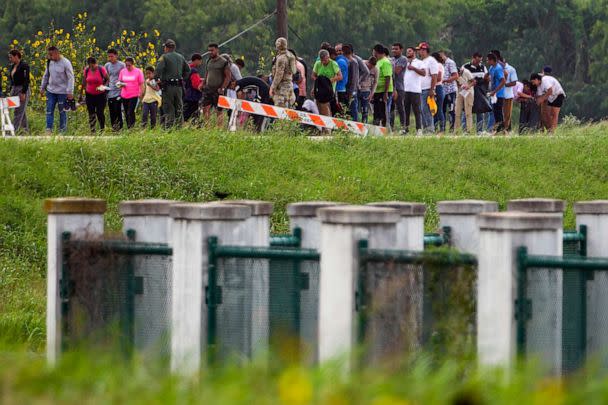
1,36,566,135
0,39,246,134
305,41,566,134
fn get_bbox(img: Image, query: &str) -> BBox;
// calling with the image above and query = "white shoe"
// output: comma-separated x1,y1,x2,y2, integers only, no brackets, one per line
416,129,423,136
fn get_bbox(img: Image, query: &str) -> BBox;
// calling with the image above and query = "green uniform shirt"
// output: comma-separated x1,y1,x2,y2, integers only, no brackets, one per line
375,57,393,93
313,60,340,91
155,51,189,81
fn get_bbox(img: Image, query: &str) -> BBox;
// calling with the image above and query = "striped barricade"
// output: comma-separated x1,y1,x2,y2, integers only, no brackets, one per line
1,96,21,137
218,96,387,136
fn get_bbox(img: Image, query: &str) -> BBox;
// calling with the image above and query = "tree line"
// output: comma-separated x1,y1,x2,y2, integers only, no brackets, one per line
2,0,607,120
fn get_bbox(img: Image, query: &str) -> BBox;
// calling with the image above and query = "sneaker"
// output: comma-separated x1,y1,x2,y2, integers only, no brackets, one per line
416,129,423,136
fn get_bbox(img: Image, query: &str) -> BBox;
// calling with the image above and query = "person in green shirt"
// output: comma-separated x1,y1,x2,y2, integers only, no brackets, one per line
154,39,190,128
372,44,393,128
311,49,343,117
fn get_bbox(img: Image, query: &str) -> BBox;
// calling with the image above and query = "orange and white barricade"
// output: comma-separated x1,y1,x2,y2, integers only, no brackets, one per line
218,96,387,136
1,96,20,137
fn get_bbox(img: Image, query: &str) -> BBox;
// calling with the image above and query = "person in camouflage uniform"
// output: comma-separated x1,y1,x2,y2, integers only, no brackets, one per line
154,39,190,128
270,37,296,108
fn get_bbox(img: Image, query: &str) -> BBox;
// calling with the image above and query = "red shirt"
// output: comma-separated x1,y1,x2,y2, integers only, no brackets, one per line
84,67,107,95
189,63,202,89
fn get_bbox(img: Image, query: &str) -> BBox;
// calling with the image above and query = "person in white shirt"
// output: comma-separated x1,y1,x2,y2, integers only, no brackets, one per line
530,73,565,132
502,61,518,132
417,42,438,133
402,47,425,134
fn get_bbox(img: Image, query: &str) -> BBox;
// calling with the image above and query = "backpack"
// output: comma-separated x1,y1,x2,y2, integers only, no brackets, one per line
84,67,106,83
313,75,333,103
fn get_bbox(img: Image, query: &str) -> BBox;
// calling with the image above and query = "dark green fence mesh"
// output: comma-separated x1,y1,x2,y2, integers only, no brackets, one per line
357,246,477,366
208,242,320,365
61,235,172,356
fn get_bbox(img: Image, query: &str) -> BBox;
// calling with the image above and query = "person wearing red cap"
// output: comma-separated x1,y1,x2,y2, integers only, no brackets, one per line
417,42,438,133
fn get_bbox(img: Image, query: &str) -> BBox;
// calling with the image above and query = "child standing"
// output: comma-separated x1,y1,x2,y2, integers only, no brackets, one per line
142,66,162,129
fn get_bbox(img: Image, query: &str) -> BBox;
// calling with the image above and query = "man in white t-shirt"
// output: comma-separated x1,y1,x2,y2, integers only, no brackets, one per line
530,73,565,132
402,46,426,134
417,42,438,133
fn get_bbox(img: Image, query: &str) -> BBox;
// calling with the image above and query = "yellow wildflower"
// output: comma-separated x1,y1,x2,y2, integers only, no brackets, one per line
154,29,160,37
278,367,312,405
12,39,18,45
131,31,135,36
37,31,43,36
143,32,148,38
83,12,87,17
116,39,121,45
66,33,70,39
122,30,127,36
78,13,82,19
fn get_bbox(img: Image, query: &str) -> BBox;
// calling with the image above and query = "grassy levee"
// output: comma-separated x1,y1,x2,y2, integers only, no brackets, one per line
2,126,608,402
3,126,608,350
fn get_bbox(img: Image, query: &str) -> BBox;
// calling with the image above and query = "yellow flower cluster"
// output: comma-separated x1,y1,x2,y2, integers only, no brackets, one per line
6,13,162,108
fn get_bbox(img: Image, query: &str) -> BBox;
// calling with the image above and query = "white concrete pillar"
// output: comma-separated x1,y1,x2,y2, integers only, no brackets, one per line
169,203,253,375
286,201,345,364
213,200,273,246
317,205,400,367
437,200,498,255
574,201,608,356
507,198,566,215
477,212,562,371
287,201,346,250
119,200,174,354
368,202,426,251
44,197,106,365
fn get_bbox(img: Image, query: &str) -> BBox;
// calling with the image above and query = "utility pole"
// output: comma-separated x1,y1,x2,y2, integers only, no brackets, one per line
277,0,288,40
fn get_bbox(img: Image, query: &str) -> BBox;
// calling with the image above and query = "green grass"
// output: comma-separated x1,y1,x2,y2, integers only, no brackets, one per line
3,125,608,402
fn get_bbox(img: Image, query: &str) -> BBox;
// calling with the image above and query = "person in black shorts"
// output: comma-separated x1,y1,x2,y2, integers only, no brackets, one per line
201,43,231,126
530,73,566,132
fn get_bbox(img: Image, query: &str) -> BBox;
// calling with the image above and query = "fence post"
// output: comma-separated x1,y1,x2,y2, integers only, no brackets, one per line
507,198,566,214
437,200,498,254
44,197,107,366
317,205,400,368
119,200,174,354
211,200,273,245
169,203,253,375
287,201,345,364
574,201,608,357
287,201,346,249
367,202,426,251
477,212,562,370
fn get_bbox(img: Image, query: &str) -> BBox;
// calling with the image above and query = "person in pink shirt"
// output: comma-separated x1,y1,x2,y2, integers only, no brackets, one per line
81,57,108,133
118,57,144,129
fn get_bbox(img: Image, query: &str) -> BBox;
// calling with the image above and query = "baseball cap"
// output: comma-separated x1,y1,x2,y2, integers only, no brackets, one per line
416,42,430,50
543,65,553,74
163,39,176,48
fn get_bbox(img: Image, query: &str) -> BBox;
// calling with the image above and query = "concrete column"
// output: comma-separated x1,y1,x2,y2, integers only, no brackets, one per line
437,200,499,254
477,212,562,371
368,202,426,251
119,200,174,354
287,201,346,250
317,206,400,367
574,201,608,357
507,198,566,214
213,200,273,246
286,201,345,364
44,197,107,365
169,203,252,375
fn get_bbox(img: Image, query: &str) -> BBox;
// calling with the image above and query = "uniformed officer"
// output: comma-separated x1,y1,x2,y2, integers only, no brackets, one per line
269,37,297,108
154,39,190,128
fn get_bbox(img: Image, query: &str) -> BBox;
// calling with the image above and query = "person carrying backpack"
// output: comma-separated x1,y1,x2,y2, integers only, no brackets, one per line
183,53,203,121
81,57,109,133
311,49,342,118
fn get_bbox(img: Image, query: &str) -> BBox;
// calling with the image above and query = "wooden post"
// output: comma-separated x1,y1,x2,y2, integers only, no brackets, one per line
277,0,288,39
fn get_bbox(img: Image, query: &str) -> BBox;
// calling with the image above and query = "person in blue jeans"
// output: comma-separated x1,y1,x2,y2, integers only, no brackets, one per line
417,42,439,133
40,46,75,133
487,53,506,133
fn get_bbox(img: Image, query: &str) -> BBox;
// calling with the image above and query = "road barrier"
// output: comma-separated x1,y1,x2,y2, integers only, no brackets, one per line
1,96,20,136
217,95,387,136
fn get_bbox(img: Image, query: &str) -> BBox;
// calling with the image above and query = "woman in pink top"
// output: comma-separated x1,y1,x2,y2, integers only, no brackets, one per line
81,56,108,133
118,57,144,129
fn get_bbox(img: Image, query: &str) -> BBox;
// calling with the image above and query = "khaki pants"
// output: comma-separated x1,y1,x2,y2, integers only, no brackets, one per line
503,98,513,131
455,90,474,133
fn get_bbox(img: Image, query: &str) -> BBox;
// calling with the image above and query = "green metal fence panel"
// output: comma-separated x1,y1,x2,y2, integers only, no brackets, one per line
207,237,320,364
516,241,608,374
423,226,452,248
356,240,477,366
269,227,302,248
60,231,172,357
